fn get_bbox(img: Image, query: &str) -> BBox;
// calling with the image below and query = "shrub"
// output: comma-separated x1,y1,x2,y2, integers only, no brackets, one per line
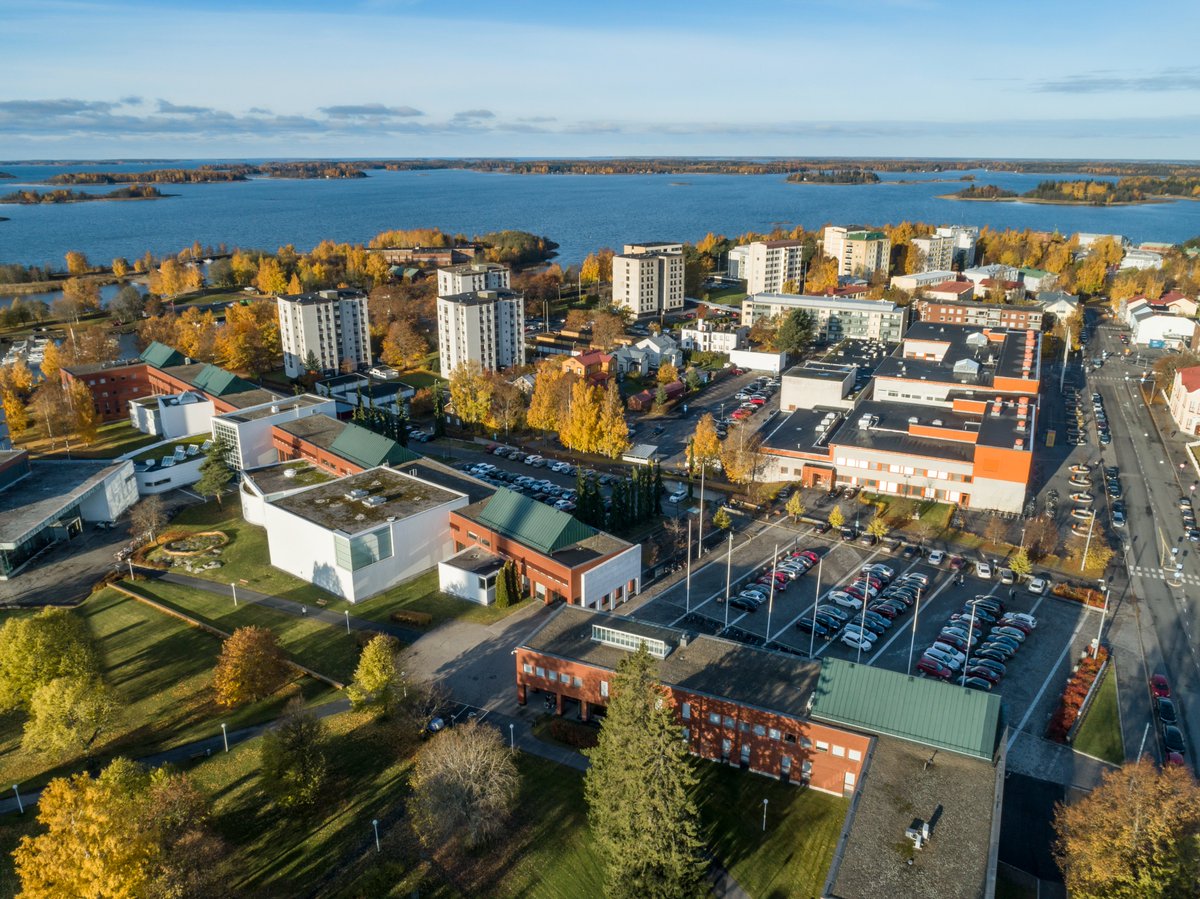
1046,647,1109,742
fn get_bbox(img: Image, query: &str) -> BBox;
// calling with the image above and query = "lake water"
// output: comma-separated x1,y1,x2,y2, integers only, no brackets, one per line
2,163,1200,269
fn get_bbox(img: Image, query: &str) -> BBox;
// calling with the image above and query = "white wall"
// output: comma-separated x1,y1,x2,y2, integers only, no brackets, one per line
79,462,138,521
215,398,337,471
728,349,787,373
159,398,215,439
438,562,493,605
579,544,642,609
780,371,853,411
135,457,203,495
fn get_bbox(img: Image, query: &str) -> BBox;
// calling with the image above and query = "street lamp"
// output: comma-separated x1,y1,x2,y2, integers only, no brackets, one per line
960,597,986,688
761,798,769,832
509,722,515,750
12,784,22,815
220,722,228,753
372,819,381,853
345,609,350,634
230,583,238,607
1093,580,1110,659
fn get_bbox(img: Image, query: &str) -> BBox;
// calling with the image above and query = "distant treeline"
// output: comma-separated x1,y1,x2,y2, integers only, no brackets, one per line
953,184,1018,199
1026,176,1200,204
1,185,168,204
0,171,13,179
785,169,880,184
46,161,368,185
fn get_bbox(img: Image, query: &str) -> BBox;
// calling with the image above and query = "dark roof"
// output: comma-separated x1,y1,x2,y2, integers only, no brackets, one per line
278,288,367,305
62,358,145,377
438,288,523,306
520,607,821,719
827,737,999,899
811,659,1002,760
441,545,505,575
826,398,977,464
275,413,346,448
270,466,462,533
877,322,1040,387
392,457,495,503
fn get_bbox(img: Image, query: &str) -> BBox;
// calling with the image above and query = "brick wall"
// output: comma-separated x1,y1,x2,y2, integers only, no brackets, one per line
270,426,363,477
516,649,868,795
62,362,152,422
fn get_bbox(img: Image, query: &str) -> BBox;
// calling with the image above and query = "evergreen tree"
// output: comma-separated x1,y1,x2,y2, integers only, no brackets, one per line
584,645,707,898
432,383,446,436
652,463,665,513
303,349,321,374
505,560,521,601
196,438,234,507
628,467,642,523
397,404,410,446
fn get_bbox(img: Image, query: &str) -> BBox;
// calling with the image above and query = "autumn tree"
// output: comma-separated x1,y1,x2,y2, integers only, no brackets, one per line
216,300,280,376
68,323,120,365
591,309,627,349
689,413,721,472
67,379,99,444
1054,759,1200,899
828,505,845,529
108,284,145,323
488,375,526,436
1009,545,1033,580
559,378,603,453
136,312,181,351
149,258,202,297
111,256,129,278
254,257,289,295
380,318,427,370
748,314,779,351
983,516,1008,549
64,250,89,274
410,721,518,851
526,360,569,434
213,626,286,708
16,758,226,899
30,383,75,447
584,644,706,897
22,676,119,756
177,307,219,362
0,607,100,711
1024,516,1058,560
260,699,329,812
719,420,765,486
129,494,166,544
53,277,100,323
347,634,401,714
776,309,815,356
786,492,807,522
448,361,494,430
564,308,592,332
0,358,34,396
657,361,679,385
3,390,28,436
866,514,889,539
713,507,732,530
596,380,631,459
804,254,839,293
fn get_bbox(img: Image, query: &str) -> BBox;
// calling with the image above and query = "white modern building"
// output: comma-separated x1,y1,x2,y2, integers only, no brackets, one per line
742,240,806,295
436,262,510,296
278,289,371,379
740,294,907,342
889,270,957,293
130,436,211,495
726,244,751,280
128,390,215,439
612,242,685,317
934,225,979,269
437,546,506,605
910,233,955,272
1119,249,1164,271
961,264,1020,287
436,288,526,377
314,373,415,417
679,319,748,353
822,227,891,277
210,395,337,471
261,466,470,603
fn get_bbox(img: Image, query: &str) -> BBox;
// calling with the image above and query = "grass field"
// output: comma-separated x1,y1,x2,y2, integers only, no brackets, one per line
704,284,748,306
156,501,532,629
125,579,366,683
19,419,160,460
1073,666,1124,765
399,370,445,390
0,589,332,791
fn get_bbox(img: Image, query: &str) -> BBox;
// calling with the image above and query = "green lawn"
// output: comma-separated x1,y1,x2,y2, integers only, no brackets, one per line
704,285,748,306
398,370,446,390
124,579,366,683
1073,666,1124,765
157,501,532,629
22,419,160,460
0,588,333,789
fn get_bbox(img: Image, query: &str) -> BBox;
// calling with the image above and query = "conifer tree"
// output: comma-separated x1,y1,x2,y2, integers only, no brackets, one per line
495,562,511,608
584,645,707,898
196,438,234,507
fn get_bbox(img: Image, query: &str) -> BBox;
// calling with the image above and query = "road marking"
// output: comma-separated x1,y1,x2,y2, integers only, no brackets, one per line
863,574,960,667
809,559,933,659
1006,611,1091,751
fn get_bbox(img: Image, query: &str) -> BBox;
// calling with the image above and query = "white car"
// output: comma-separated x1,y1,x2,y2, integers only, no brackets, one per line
828,591,863,610
1027,577,1048,596
922,649,962,671
927,550,946,566
998,567,1016,585
1002,612,1038,629
975,560,993,579
668,489,688,503
842,633,874,652
524,454,544,466
863,563,895,579
930,642,966,665
843,624,877,643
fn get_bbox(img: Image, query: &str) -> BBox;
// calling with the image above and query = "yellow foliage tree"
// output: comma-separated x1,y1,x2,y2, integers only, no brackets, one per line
111,257,129,278
595,381,631,459
380,319,427,370
216,301,280,376
176,307,219,363
39,340,63,384
255,257,288,296
559,378,602,453
448,362,494,429
690,413,721,471
0,359,35,396
67,380,99,445
230,251,259,286
804,255,839,294
657,362,679,385
213,626,286,708
527,361,568,434
64,251,89,275
3,390,28,436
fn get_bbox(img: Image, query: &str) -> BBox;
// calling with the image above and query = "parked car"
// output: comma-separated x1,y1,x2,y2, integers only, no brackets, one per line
975,560,993,579
841,633,874,652
1027,577,1048,596
1156,697,1178,726
963,676,994,692
998,568,1016,585
917,657,953,680
1163,725,1187,755
842,624,878,644
1151,674,1172,698
829,591,863,610
668,489,688,504
974,647,1012,664
968,658,1006,678
729,596,760,612
922,649,961,671
927,550,946,566
1001,612,1038,629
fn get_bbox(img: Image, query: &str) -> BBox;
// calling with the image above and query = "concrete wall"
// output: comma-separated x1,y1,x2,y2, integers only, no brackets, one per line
438,561,493,605
79,462,138,521
579,544,642,609
159,398,215,439
780,371,854,411
729,349,787,374
135,457,203,495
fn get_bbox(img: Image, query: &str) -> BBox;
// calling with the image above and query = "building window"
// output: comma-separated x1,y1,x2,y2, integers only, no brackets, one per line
815,740,829,752
832,745,846,758
768,728,781,741
848,748,862,762
723,715,735,729
600,681,609,697
536,667,545,678
548,671,558,682
681,702,691,720
573,676,583,688
681,727,690,742
708,712,721,725
522,663,532,674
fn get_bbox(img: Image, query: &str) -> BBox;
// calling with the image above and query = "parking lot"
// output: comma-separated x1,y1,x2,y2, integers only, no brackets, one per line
631,524,1099,738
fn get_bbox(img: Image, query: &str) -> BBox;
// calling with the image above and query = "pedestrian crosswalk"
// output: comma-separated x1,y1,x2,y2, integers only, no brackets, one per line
1127,564,1200,586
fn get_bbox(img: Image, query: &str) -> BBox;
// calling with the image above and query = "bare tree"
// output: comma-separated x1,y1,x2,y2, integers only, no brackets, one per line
409,721,518,850
129,495,166,544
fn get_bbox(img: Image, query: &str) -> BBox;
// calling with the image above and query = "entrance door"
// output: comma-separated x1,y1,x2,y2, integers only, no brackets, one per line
740,744,751,768
780,755,792,783
721,738,731,762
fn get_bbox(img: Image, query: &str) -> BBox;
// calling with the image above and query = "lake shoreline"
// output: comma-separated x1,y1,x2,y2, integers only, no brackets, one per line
936,192,1182,206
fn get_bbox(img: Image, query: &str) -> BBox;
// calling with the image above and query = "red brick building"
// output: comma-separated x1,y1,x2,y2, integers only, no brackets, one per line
450,488,641,609
60,361,153,421
915,298,1045,331
516,607,869,794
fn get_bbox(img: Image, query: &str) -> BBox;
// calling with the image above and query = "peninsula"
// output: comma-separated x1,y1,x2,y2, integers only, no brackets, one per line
1,185,171,204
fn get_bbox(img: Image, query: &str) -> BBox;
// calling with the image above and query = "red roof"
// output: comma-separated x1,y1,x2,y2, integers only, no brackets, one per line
1161,290,1191,304
927,281,974,295
980,279,1020,289
572,351,612,366
1178,366,1200,393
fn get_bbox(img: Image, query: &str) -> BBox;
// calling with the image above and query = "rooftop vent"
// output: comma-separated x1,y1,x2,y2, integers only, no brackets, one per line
270,405,279,414
931,419,943,426
345,488,369,500
362,495,387,508
908,416,919,425
283,468,296,479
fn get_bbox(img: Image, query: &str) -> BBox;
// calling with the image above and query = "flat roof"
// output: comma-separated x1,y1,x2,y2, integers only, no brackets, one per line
827,737,998,899
439,261,508,273
441,545,505,575
876,322,1040,387
745,293,902,315
62,358,144,377
243,461,334,496
217,395,329,424
438,288,523,305
761,406,846,456
270,467,463,534
0,460,130,547
392,457,495,504
521,607,821,719
221,388,286,409
278,288,367,305
275,413,347,449
782,362,854,382
826,398,977,464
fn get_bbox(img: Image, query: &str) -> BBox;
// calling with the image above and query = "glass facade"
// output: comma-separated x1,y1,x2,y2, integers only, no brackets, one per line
333,526,394,571
591,624,669,659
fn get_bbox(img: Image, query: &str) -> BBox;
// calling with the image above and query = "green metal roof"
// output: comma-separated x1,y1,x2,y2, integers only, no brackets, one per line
329,422,418,469
139,341,186,368
477,487,596,555
810,658,1002,760
846,230,887,241
192,364,256,396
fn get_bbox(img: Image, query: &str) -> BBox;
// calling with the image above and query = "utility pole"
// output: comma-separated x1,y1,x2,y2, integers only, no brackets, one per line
724,532,733,631
1060,325,1070,392
697,464,706,561
809,557,821,658
1081,512,1095,573
766,543,778,643
685,518,692,614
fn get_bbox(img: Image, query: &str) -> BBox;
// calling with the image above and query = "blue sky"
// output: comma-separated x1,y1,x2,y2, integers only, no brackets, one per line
3,0,1200,160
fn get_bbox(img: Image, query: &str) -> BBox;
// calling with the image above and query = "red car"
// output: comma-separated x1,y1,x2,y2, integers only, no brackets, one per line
917,657,953,680
1166,751,1186,767
1151,675,1171,698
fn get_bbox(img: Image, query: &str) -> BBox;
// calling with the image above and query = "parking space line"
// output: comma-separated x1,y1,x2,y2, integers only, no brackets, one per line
766,547,887,644
808,558,930,659
669,536,807,627
863,575,962,667
1006,612,1091,750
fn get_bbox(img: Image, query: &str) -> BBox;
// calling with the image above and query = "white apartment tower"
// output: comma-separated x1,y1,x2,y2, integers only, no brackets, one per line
278,289,371,379
437,288,526,377
437,262,511,297
910,233,956,272
612,242,685,317
744,240,806,294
